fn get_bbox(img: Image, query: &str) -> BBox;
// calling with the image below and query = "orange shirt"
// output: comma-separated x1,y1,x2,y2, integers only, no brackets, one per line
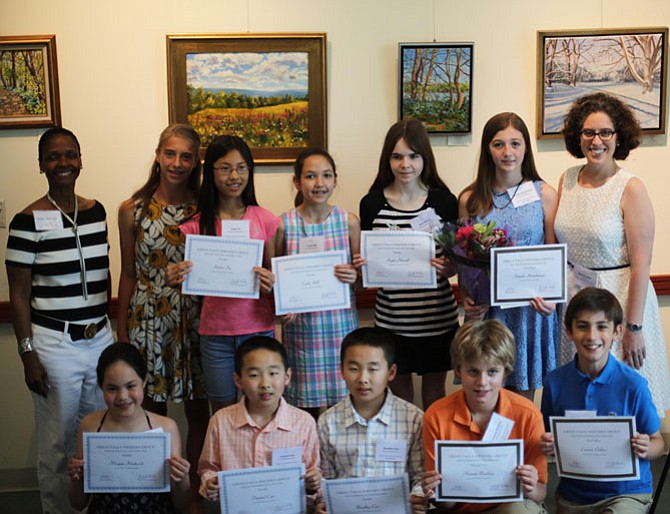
423,388,547,513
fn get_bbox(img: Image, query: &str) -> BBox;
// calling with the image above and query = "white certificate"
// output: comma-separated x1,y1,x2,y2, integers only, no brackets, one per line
83,432,170,493
435,440,524,503
218,464,305,514
490,244,567,306
272,250,351,315
323,473,410,514
360,231,436,289
551,416,640,482
182,234,263,298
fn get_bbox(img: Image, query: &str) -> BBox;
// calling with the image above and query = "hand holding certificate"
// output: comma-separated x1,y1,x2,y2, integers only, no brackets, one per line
360,231,436,289
272,250,351,315
434,440,524,503
182,234,264,298
322,474,411,514
83,432,171,493
550,416,640,481
218,464,305,514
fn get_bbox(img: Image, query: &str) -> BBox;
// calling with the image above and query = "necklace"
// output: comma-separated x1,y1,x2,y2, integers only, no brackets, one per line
492,180,524,211
46,192,89,300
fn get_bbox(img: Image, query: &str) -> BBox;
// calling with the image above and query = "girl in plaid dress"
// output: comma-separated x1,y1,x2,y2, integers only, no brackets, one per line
276,148,360,418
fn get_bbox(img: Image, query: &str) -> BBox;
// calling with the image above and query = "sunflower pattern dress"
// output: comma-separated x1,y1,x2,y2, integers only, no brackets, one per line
128,198,205,402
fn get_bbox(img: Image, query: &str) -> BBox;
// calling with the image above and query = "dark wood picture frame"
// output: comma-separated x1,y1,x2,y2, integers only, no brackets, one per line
0,35,61,130
537,27,668,139
167,33,327,165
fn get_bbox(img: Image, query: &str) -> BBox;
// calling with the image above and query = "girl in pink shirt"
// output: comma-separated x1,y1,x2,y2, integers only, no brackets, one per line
169,135,277,413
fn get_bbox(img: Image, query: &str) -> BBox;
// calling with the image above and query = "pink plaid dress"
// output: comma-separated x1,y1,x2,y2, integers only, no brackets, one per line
281,206,358,408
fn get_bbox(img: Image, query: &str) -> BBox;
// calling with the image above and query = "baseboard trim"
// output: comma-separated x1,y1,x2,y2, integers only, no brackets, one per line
0,468,39,493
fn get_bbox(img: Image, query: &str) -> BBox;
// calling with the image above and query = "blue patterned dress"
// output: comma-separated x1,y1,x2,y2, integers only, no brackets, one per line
281,206,359,407
477,181,558,390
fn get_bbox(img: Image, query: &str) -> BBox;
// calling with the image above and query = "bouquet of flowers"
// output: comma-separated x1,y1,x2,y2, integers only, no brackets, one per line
434,219,513,306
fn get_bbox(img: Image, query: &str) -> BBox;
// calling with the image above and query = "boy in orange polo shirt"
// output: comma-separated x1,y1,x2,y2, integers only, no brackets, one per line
422,320,547,513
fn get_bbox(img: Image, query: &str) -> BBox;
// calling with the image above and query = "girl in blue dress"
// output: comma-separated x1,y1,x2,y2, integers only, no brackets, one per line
458,113,559,399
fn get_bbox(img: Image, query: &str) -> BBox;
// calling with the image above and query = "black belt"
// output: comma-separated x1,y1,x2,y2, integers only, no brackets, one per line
568,261,630,271
32,312,107,341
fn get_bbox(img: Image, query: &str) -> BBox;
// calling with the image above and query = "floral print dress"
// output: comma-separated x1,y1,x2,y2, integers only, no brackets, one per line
128,198,205,402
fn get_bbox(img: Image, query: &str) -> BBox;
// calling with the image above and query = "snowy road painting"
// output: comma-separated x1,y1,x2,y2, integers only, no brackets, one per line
538,29,667,136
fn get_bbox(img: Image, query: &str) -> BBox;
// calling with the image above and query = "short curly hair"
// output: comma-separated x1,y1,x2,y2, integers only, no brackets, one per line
563,92,641,160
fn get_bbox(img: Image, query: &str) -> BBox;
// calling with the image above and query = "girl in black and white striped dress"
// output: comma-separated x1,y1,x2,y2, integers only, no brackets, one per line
359,119,459,410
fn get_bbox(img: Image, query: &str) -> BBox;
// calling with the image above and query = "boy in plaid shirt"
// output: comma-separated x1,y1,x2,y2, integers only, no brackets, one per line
316,327,424,513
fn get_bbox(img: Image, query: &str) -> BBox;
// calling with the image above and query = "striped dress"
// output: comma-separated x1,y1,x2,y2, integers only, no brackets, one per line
5,201,110,323
359,189,459,337
281,206,358,408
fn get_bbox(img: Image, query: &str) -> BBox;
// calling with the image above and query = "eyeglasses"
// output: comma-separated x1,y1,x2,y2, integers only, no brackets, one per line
213,165,249,175
580,129,616,141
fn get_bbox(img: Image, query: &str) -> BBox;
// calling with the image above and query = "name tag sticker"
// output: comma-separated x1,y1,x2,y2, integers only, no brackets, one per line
571,262,598,289
221,220,250,239
482,412,515,441
272,445,303,466
33,210,63,231
410,208,441,233
375,439,407,462
299,236,326,254
511,181,541,208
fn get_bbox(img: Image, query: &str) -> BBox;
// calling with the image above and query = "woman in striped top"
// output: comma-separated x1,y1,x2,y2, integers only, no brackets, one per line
359,119,459,409
5,127,114,514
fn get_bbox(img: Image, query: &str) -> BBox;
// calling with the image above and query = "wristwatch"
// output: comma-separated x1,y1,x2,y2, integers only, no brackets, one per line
626,322,643,332
18,337,34,355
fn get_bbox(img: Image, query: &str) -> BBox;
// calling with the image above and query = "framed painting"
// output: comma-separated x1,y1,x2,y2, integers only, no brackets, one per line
167,33,327,165
0,35,61,130
537,27,668,139
398,42,474,134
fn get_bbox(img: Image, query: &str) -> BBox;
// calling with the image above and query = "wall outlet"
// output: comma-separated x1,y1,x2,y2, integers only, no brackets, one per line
0,199,5,228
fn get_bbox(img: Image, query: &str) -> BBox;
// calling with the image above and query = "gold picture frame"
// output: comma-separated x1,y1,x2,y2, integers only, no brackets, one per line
537,27,668,139
167,33,327,165
0,35,61,130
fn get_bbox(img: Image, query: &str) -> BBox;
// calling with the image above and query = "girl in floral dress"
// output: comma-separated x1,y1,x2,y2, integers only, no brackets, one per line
117,124,209,499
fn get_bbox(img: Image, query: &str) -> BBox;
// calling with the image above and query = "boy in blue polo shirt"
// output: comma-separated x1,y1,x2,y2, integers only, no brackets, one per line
541,287,665,513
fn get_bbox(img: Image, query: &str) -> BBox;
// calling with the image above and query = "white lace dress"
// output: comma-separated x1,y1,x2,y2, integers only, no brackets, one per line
555,166,670,415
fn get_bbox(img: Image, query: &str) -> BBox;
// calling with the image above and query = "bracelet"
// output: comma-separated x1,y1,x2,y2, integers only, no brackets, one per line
18,337,34,355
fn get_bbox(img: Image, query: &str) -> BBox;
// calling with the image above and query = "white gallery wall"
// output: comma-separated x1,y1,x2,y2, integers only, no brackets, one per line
1,0,669,474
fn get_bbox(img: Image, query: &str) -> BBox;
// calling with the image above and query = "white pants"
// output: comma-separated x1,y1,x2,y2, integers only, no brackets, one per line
31,321,113,514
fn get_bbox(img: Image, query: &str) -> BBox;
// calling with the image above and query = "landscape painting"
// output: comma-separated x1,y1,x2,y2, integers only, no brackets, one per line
537,28,668,138
168,34,326,164
399,43,473,134
0,35,60,129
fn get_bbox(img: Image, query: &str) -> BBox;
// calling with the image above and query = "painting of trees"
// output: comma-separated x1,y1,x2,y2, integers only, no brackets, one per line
400,43,473,133
0,35,60,129
0,48,47,115
539,28,667,137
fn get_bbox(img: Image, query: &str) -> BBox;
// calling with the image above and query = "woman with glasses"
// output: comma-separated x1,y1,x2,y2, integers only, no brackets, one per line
167,135,278,413
554,92,670,415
